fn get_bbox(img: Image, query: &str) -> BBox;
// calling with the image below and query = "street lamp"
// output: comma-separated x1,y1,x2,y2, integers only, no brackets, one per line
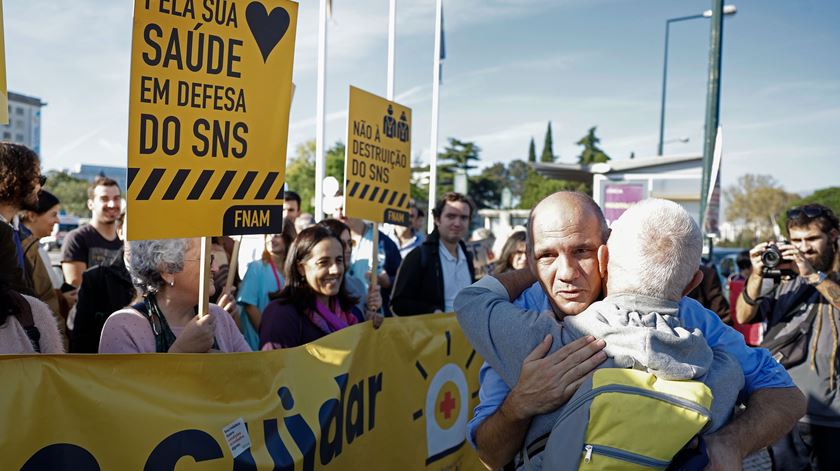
657,5,736,156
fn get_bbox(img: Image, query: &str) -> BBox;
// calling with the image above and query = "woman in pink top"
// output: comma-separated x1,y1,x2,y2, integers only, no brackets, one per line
99,238,250,353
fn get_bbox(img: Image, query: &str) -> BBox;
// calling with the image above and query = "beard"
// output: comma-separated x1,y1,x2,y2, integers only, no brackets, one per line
811,243,836,272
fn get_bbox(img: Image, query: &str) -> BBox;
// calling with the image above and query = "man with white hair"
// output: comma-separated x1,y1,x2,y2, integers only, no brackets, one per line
456,196,804,469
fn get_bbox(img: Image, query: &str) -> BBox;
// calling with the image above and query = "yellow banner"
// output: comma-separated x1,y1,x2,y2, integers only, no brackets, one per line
1,314,485,470
126,0,298,239
0,0,8,125
344,86,412,225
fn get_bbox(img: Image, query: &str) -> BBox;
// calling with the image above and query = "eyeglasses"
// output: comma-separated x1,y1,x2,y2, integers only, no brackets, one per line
787,205,833,220
35,175,47,186
184,254,215,265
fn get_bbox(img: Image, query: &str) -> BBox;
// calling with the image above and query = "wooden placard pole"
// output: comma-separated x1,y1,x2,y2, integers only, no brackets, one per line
370,224,379,297
198,236,212,317
225,236,242,295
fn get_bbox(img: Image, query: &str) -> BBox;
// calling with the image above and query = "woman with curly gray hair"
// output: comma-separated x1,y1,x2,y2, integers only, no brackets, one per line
99,238,249,353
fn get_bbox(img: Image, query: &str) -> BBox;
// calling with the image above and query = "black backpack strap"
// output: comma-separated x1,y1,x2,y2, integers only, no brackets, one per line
10,291,41,353
133,297,220,352
763,285,820,341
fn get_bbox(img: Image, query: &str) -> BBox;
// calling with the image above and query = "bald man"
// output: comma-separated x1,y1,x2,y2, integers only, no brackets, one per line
457,192,805,470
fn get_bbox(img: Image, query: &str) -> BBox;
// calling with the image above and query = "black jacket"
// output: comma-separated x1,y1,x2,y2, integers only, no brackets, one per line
390,229,476,316
70,260,136,353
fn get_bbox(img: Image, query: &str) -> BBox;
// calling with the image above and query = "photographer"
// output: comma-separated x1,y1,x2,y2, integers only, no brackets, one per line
736,203,840,470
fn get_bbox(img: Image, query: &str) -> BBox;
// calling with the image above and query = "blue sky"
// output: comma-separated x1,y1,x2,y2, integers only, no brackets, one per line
4,0,838,195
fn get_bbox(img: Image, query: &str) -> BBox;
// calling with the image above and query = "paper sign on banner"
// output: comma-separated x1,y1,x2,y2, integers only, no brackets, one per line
344,86,412,225
222,417,252,458
0,0,8,125
126,0,298,239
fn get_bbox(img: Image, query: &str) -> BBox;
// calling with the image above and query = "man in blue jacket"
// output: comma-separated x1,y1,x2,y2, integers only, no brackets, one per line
458,191,805,470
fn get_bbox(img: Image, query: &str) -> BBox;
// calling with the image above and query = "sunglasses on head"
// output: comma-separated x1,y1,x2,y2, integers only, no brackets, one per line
787,205,833,220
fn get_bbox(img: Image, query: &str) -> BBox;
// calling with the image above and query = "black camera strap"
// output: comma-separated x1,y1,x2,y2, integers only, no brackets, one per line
741,286,763,306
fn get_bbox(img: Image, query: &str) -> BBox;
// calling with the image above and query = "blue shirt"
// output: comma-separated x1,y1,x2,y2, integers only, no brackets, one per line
237,260,284,350
465,281,795,449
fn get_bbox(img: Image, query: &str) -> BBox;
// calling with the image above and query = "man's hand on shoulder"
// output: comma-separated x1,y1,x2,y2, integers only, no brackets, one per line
503,334,606,419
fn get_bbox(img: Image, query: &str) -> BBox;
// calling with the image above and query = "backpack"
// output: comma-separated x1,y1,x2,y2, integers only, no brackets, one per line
523,368,713,470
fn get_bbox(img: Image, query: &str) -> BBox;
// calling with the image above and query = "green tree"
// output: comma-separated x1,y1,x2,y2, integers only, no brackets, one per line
285,140,316,213
410,157,430,206
528,138,537,163
44,170,88,216
519,168,588,209
437,138,481,194
540,122,555,163
284,140,348,213
324,141,346,185
507,160,530,202
724,174,798,240
576,126,610,164
469,163,505,209
467,159,531,209
779,186,840,237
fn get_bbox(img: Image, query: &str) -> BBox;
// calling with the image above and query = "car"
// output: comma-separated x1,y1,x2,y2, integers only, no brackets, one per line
704,247,746,300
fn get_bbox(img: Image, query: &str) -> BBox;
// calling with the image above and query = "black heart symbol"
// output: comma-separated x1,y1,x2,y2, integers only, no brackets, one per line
246,2,291,63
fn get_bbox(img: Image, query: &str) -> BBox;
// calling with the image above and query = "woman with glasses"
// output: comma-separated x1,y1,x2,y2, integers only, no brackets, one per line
236,223,296,350
99,238,249,353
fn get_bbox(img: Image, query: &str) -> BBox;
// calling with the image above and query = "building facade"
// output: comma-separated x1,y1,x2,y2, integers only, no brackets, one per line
70,164,127,192
1,92,46,154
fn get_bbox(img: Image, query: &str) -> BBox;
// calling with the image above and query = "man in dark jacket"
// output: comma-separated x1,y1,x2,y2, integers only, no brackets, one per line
391,192,476,315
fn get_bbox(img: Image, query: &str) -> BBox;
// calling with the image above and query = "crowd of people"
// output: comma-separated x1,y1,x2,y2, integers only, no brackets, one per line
2,139,840,469
0,141,506,356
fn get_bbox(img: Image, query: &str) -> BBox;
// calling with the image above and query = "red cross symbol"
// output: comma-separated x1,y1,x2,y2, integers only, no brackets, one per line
439,391,457,419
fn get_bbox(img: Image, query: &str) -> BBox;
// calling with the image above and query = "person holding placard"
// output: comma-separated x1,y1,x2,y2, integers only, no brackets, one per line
99,238,248,353
332,197,401,317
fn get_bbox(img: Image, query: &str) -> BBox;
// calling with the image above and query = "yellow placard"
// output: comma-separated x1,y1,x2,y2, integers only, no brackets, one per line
0,314,485,471
0,0,8,125
344,86,412,225
126,0,298,239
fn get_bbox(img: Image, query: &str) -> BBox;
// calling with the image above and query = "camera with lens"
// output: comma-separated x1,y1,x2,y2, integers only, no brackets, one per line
761,241,796,279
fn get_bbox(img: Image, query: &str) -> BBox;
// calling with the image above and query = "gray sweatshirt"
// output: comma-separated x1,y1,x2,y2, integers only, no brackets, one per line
454,277,744,456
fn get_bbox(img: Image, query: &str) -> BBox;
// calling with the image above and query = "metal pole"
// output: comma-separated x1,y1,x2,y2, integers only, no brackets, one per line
314,0,328,221
387,0,396,101
428,0,442,234
657,13,705,157
700,0,724,231
370,0,398,304
657,22,670,156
